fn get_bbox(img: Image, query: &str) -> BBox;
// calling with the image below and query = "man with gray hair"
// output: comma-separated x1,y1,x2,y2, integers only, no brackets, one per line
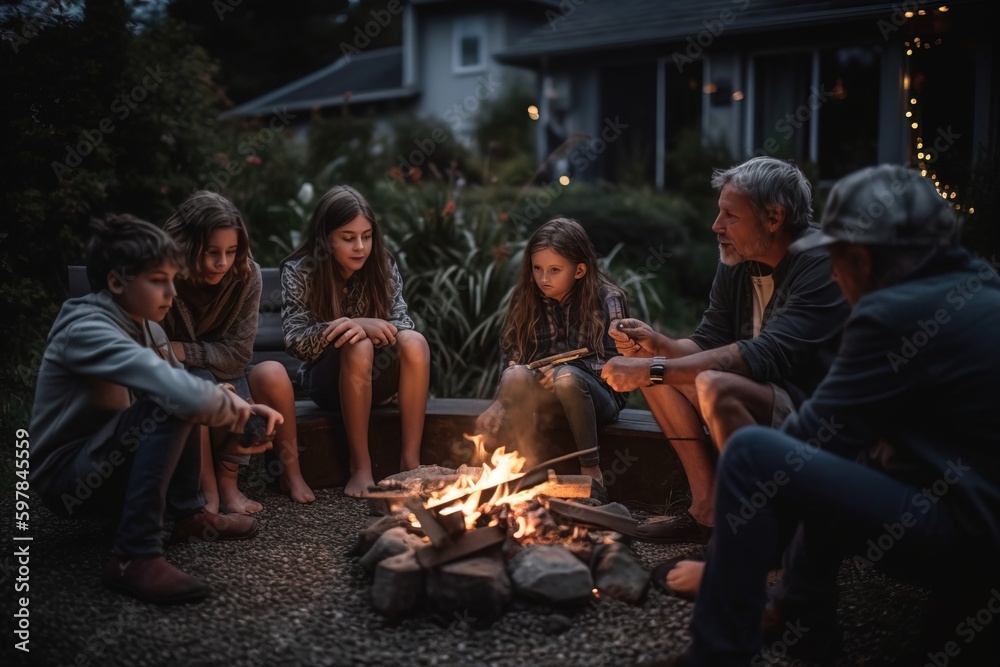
665,164,1000,665
602,156,849,569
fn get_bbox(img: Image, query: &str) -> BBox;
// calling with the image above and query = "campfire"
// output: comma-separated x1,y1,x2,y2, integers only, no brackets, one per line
353,437,651,627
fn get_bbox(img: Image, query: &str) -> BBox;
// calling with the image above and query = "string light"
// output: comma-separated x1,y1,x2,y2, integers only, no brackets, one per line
903,22,970,215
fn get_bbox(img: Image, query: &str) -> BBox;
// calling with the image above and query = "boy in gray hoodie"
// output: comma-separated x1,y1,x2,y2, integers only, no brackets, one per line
29,215,280,604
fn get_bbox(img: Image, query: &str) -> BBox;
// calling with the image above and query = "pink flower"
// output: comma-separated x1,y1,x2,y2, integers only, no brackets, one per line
442,200,456,216
245,155,262,166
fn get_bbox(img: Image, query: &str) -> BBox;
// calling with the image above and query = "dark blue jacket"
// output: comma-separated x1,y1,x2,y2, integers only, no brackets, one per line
783,247,1000,549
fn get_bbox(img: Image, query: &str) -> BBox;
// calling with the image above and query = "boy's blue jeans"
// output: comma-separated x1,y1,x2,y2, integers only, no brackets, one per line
42,398,203,558
497,364,619,467
685,425,998,666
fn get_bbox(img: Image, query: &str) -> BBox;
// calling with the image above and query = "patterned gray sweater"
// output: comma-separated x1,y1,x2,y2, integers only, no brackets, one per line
280,255,414,363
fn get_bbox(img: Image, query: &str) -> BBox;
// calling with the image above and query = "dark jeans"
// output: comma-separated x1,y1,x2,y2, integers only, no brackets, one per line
303,342,401,411
497,364,619,468
687,425,998,666
42,398,203,558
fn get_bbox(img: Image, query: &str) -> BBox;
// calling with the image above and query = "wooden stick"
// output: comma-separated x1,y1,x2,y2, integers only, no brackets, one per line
526,347,592,370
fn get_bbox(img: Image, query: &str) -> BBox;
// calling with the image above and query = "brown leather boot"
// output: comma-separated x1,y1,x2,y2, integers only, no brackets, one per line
102,554,209,604
167,509,259,545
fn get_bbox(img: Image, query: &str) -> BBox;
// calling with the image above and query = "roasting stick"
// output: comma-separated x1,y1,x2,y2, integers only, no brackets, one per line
509,446,599,494
526,347,592,370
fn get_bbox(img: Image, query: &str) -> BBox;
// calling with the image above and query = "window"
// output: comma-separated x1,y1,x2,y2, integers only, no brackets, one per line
453,19,485,73
750,47,880,182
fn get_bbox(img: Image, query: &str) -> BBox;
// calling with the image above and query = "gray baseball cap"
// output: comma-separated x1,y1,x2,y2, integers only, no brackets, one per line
790,164,960,253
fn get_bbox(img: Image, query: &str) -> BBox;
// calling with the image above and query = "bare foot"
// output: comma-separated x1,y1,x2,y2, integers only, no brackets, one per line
219,488,263,514
281,474,316,504
665,560,705,599
400,457,420,472
344,469,375,498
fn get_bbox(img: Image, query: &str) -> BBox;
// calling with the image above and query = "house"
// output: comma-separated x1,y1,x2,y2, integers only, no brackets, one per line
494,0,995,208
222,0,560,148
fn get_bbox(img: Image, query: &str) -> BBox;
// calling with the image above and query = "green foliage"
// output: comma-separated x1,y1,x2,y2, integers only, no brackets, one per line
0,7,236,434
387,113,477,183
362,176,702,399
306,112,378,192
474,82,535,160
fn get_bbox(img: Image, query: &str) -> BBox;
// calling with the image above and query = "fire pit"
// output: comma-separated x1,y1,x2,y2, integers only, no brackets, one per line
352,438,652,627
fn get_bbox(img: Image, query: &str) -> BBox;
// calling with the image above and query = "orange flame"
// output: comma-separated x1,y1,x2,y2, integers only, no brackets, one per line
426,435,530,529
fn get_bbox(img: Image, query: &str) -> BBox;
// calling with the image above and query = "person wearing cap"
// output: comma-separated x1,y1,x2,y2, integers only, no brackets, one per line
601,156,850,553
664,164,1000,666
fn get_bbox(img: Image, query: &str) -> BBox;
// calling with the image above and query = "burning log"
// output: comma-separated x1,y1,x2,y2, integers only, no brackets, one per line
356,437,652,625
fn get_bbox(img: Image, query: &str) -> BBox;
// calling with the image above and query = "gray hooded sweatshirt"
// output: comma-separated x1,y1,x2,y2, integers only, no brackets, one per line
29,291,243,499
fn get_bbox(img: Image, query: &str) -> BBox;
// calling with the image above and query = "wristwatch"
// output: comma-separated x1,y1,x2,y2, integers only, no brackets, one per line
648,357,667,385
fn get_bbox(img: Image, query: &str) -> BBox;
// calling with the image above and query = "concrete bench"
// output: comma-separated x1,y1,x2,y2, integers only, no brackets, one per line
68,266,688,506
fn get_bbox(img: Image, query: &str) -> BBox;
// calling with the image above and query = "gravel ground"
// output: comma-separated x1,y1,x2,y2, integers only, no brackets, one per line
1,482,930,667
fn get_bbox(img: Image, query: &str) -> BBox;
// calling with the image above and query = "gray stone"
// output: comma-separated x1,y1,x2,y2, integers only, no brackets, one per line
592,542,650,604
371,550,424,619
426,555,512,628
351,511,415,557
358,526,427,572
509,544,595,604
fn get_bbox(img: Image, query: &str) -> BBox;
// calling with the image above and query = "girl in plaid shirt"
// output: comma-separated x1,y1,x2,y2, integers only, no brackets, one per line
476,218,629,492
281,186,429,498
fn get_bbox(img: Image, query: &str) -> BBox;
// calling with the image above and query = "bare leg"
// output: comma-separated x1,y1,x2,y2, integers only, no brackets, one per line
198,427,220,514
395,330,429,471
215,434,263,514
340,339,375,497
249,362,314,504
696,370,775,446
640,383,716,526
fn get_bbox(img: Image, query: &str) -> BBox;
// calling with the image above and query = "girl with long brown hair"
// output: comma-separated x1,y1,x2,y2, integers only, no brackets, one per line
162,190,314,513
475,217,629,491
281,185,429,497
